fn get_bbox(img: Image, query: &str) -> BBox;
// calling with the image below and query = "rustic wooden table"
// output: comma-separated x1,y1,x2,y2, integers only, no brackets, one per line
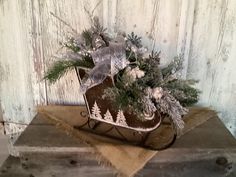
0,107,235,177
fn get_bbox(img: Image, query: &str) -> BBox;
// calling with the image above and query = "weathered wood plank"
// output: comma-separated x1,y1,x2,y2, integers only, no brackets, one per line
112,0,182,65
0,0,46,135
0,155,115,177
177,0,196,78
187,0,236,136
14,107,236,158
0,154,235,177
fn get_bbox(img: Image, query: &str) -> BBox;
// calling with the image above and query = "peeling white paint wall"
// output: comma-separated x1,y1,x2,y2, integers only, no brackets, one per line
0,0,235,137
187,0,236,136
0,0,40,135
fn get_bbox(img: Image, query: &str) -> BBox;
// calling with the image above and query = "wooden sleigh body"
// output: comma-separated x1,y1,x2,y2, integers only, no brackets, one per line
75,69,177,150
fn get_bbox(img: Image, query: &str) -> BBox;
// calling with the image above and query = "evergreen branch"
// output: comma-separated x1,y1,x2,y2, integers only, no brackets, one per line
127,32,142,48
62,38,81,53
149,51,161,64
103,73,146,119
163,80,200,106
162,56,183,78
44,59,94,84
138,53,163,87
91,16,107,34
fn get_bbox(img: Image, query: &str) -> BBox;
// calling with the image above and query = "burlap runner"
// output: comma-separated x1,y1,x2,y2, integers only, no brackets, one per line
37,106,217,177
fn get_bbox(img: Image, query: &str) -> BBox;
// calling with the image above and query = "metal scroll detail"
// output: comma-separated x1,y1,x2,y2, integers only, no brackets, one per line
74,108,177,150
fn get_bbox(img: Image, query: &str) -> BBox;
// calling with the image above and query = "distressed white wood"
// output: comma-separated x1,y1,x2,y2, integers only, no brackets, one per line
177,0,196,78
0,0,46,135
4,123,27,137
187,0,236,136
110,0,182,66
0,0,235,138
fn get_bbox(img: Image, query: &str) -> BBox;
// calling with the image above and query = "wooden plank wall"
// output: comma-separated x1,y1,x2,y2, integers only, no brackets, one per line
187,0,236,136
0,0,235,137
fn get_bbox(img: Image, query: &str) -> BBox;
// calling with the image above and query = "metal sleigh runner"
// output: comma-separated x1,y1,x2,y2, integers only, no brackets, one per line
44,17,200,150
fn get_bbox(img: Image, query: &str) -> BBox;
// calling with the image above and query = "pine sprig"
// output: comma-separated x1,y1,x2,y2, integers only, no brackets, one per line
163,80,200,106
44,58,94,83
103,72,145,119
162,56,183,78
62,38,81,53
91,17,106,34
127,32,142,48
149,51,161,64
138,52,163,87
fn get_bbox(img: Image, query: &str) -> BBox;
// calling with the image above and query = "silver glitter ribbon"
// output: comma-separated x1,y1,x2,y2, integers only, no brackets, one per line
80,43,129,93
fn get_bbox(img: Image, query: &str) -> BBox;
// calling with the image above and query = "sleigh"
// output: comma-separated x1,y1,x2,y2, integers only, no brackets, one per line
73,69,177,150
43,16,200,150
